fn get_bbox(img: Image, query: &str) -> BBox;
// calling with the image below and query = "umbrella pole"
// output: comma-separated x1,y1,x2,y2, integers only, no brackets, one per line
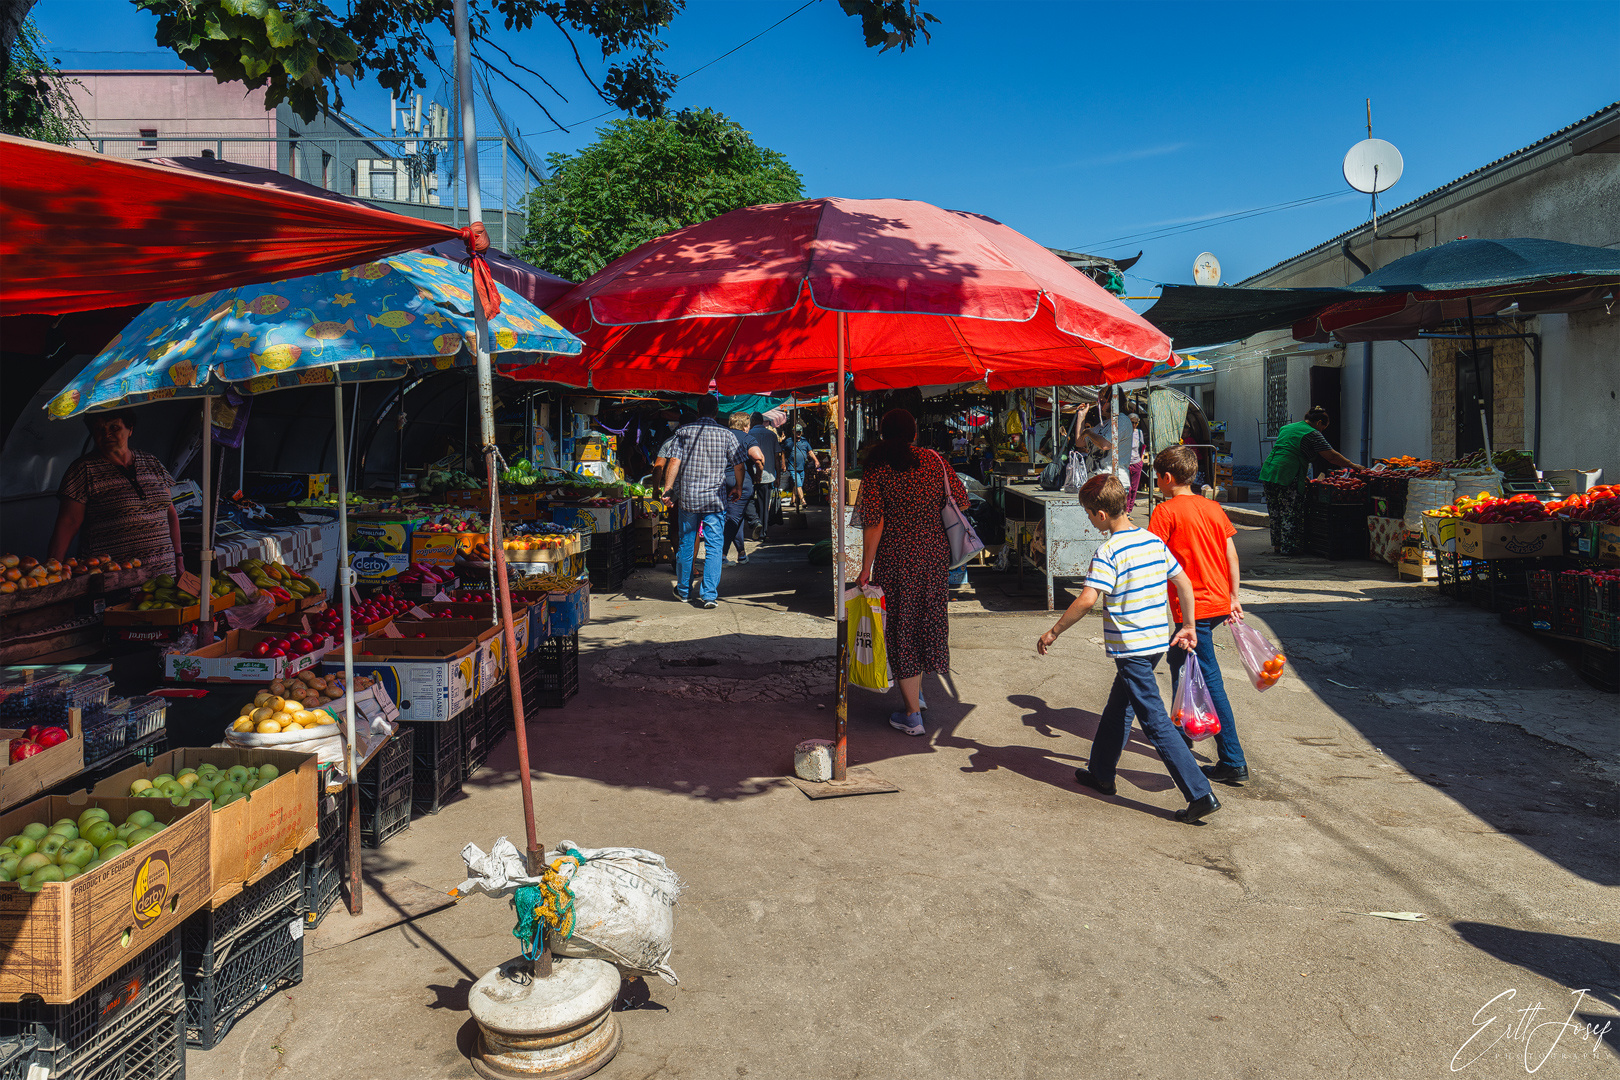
834,312,848,782
333,383,362,917
199,396,214,644
455,0,544,888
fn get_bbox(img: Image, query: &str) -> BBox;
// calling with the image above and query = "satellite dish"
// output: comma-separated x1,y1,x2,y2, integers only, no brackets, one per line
1343,138,1404,194
1193,252,1221,287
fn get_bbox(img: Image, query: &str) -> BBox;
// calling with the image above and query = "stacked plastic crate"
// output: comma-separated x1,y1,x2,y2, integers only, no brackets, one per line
182,858,306,1050
0,931,185,1080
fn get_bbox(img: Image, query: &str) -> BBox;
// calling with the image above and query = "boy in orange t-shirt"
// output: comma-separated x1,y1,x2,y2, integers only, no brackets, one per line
1147,446,1249,784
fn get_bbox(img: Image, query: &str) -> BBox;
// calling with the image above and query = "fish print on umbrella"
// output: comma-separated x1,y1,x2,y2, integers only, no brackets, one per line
45,248,581,418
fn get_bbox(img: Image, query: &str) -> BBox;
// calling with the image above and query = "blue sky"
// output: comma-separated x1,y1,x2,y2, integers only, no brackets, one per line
33,0,1620,302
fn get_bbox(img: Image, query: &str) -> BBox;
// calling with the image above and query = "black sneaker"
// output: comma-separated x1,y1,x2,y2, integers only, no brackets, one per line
701,599,718,609
1201,763,1249,784
1073,768,1116,796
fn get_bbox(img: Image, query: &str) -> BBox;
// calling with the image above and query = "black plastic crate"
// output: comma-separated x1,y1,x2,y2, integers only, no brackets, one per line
404,716,462,815
303,793,346,930
184,909,304,1050
81,699,130,769
522,633,580,709
182,856,305,980
361,772,412,848
0,930,182,1080
1578,643,1619,693
1583,610,1620,648
1304,507,1368,560
462,695,490,779
1469,559,1538,614
360,726,414,802
1438,552,1486,600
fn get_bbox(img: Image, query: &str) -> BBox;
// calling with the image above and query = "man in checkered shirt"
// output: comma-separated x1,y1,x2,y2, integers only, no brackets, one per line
660,395,746,608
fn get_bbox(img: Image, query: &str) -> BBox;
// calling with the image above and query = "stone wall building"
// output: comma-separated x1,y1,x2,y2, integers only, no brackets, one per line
1204,102,1620,485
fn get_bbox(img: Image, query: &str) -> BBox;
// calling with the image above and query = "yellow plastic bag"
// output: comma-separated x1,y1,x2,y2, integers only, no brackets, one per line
844,586,892,692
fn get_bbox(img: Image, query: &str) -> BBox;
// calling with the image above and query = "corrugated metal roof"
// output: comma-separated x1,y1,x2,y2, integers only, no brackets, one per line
1239,100,1620,286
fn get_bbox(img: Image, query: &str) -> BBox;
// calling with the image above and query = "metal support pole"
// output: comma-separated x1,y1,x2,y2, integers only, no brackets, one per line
333,383,362,917
501,138,509,250
832,315,848,781
455,0,547,973
198,397,214,644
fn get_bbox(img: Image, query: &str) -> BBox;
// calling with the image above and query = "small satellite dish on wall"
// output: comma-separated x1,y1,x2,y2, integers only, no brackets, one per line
1343,138,1404,194
1193,252,1221,286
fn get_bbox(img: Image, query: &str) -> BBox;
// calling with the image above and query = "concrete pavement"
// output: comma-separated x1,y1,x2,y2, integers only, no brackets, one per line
190,511,1618,1080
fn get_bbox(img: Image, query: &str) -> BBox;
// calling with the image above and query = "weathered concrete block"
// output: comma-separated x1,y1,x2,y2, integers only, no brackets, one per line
794,739,834,782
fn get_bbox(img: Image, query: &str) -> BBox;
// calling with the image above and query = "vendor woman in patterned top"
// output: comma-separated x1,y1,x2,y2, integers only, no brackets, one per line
48,409,183,574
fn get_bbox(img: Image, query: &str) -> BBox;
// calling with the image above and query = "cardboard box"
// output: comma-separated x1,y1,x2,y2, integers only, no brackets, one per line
102,600,204,627
322,639,479,722
0,709,84,813
242,472,331,503
548,501,629,534
89,748,319,907
164,628,330,683
1456,519,1565,560
411,602,531,662
544,583,590,636
1563,519,1601,557
446,489,485,508
500,493,539,519
504,536,582,564
0,795,210,1003
1600,523,1620,564
1423,515,1460,554
409,532,457,568
347,515,429,555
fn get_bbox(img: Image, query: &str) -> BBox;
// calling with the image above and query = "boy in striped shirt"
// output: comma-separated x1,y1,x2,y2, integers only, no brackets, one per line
1036,475,1220,823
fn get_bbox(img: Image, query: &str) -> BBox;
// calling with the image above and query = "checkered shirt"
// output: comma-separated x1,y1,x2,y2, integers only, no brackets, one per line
664,418,745,513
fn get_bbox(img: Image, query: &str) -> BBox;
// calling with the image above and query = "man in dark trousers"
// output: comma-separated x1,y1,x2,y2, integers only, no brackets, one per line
661,396,746,609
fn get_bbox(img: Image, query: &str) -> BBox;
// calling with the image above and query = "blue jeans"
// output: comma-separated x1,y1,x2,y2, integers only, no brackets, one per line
675,508,726,602
1168,618,1246,770
1088,653,1213,803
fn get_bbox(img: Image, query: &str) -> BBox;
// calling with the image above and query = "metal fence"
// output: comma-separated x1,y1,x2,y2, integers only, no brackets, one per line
74,134,533,250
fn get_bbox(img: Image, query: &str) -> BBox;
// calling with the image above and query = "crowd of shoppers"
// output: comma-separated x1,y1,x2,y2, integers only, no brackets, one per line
656,397,1257,826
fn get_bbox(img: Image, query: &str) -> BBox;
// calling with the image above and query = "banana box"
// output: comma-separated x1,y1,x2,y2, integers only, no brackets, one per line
322,639,479,723
0,795,210,1003
91,748,319,909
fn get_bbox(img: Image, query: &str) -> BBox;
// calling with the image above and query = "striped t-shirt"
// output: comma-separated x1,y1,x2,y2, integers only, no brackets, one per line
1084,527,1183,658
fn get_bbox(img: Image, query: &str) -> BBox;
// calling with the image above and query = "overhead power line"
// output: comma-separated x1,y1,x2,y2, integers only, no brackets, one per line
515,0,822,139
1076,191,1350,253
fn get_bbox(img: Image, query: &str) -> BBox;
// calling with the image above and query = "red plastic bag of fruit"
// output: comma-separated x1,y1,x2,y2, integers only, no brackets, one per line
1170,654,1221,741
1228,617,1288,692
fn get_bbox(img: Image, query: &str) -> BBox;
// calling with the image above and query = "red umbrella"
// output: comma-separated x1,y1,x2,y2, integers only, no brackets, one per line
506,197,1169,391
508,197,1171,786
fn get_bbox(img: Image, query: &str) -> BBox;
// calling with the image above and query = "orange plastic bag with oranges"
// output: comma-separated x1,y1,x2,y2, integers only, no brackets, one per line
1228,618,1288,692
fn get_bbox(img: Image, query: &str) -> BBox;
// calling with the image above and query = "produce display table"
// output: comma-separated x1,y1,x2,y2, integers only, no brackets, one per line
1000,482,1109,610
211,521,326,577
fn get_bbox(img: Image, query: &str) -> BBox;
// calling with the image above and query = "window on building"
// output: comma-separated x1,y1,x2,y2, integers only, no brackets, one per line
1264,357,1289,437
139,128,157,151
288,137,299,178
368,161,397,200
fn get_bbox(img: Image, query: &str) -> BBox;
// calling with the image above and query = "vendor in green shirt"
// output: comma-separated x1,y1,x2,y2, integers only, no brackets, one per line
1259,406,1362,556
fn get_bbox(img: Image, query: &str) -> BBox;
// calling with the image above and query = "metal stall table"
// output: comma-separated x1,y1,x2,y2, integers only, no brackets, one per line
1000,482,1108,610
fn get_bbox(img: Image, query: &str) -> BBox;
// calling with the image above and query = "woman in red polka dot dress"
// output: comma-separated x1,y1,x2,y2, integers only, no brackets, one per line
855,409,970,737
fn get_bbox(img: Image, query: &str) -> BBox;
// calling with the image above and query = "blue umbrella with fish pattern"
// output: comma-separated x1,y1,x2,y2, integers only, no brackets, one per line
46,249,580,418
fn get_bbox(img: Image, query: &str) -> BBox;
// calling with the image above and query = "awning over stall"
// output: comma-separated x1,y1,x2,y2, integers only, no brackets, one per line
0,135,478,316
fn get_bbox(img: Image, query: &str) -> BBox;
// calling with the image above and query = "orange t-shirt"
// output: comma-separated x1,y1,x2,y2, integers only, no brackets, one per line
1149,494,1237,622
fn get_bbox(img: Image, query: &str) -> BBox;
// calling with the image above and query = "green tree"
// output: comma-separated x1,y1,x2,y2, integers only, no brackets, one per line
0,1,937,124
517,108,803,282
0,16,85,144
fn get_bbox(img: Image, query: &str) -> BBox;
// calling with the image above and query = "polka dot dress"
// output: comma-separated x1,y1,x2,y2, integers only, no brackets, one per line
857,449,971,680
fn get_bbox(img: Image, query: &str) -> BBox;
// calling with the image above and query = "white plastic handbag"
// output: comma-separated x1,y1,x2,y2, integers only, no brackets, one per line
936,451,985,569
